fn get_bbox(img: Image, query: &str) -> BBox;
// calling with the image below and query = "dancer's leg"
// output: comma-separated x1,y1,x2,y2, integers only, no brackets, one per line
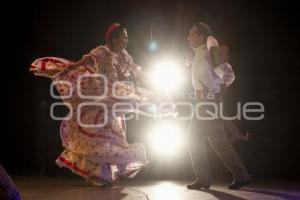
208,120,249,181
187,117,211,188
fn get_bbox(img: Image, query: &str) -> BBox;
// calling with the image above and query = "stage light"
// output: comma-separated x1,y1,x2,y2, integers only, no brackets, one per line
148,56,184,93
148,121,185,157
149,41,158,51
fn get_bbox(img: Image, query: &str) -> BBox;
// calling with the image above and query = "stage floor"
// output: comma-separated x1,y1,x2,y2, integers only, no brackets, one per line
14,177,300,200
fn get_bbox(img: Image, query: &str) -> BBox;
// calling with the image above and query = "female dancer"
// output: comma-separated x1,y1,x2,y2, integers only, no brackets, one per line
30,23,174,186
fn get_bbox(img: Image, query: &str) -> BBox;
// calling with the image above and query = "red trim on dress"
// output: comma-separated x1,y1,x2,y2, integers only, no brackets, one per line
57,156,91,176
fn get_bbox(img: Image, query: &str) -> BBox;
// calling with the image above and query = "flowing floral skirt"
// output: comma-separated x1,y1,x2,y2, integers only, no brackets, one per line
30,57,175,184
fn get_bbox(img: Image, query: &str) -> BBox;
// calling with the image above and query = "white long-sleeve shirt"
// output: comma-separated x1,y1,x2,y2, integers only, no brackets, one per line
191,43,235,93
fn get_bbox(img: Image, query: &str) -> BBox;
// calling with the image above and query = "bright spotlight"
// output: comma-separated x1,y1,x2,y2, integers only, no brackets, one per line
148,122,185,157
148,56,184,93
149,41,158,51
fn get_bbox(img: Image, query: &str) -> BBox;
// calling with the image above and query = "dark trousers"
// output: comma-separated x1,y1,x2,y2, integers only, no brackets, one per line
187,96,248,182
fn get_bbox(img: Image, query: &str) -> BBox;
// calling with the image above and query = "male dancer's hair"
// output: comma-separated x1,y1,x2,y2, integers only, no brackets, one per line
193,22,212,40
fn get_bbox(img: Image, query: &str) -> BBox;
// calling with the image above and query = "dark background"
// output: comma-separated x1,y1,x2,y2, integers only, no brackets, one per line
2,0,300,180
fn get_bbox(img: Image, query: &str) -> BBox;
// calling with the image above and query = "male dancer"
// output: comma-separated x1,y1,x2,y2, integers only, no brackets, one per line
186,22,251,190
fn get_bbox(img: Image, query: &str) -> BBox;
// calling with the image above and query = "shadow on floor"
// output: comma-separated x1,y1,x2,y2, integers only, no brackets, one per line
241,189,300,200
198,189,247,200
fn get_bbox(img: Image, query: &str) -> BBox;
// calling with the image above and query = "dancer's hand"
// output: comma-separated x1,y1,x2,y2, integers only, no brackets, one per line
195,89,204,100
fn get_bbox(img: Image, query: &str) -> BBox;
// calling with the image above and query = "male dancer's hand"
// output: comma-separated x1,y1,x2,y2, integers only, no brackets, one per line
194,89,203,100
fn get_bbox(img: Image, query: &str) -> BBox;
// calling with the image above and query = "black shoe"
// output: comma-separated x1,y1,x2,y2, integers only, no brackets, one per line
187,179,211,190
228,175,252,190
